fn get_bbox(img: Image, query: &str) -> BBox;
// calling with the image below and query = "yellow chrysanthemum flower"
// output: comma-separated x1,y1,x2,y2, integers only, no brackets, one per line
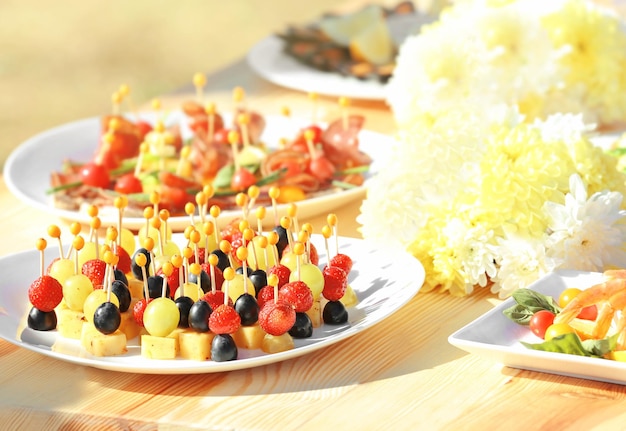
387,0,626,128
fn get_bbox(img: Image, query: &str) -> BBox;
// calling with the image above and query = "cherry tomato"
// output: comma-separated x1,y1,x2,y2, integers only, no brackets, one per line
302,125,323,143
290,125,323,152
231,167,256,192
215,128,238,146
308,156,336,181
558,287,582,308
159,184,192,210
529,310,555,339
136,121,153,140
276,160,303,177
577,304,598,321
97,149,121,170
80,162,110,189
544,322,575,341
114,173,143,194
559,287,597,320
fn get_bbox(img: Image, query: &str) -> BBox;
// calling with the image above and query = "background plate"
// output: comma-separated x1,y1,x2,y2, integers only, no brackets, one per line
0,234,424,374
4,111,391,231
247,35,388,100
448,270,626,385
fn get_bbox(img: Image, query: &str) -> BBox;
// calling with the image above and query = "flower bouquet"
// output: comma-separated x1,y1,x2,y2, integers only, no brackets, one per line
359,0,626,298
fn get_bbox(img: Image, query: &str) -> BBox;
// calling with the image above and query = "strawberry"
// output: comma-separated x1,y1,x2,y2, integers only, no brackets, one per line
330,253,353,274
256,285,275,310
187,247,206,265
115,246,132,274
28,275,63,312
220,218,241,243
156,265,180,296
258,299,296,336
279,281,313,312
203,290,232,310
82,259,106,287
229,235,245,267
209,304,241,334
267,264,291,288
322,266,347,301
133,298,151,327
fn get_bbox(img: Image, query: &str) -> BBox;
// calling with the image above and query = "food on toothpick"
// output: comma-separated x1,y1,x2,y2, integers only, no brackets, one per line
258,274,296,353
27,238,63,331
22,193,361,362
141,261,181,359
49,85,372,220
209,267,241,361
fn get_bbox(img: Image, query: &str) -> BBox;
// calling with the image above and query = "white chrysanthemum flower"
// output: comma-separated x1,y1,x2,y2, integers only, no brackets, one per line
543,174,626,271
531,113,594,144
358,104,506,247
493,234,553,298
440,218,499,291
387,0,626,128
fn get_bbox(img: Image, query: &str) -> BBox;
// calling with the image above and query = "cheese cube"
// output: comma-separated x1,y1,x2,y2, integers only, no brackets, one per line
179,330,215,361
80,323,127,357
141,333,179,359
233,323,266,350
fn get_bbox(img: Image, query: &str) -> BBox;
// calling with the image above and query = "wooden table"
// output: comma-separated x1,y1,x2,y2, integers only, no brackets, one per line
3,31,626,431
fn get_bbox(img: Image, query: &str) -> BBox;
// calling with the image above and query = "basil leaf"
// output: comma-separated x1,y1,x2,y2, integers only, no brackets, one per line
503,289,561,325
213,164,235,189
502,304,536,325
521,333,618,358
513,289,561,313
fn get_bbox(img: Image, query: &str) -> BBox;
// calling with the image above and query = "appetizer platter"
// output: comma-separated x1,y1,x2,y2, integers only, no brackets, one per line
0,199,424,373
248,1,435,99
449,270,626,385
5,86,388,230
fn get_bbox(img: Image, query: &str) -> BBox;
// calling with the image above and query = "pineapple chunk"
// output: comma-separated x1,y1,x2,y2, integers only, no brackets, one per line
179,330,215,361
306,300,322,328
233,323,266,349
261,333,294,354
127,279,145,299
57,306,86,339
141,333,179,359
80,323,127,357
119,308,142,341
340,284,358,308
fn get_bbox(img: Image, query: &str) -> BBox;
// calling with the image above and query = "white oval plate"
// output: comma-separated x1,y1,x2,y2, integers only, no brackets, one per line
449,270,626,385
4,111,391,231
247,35,389,100
246,12,435,100
0,234,424,374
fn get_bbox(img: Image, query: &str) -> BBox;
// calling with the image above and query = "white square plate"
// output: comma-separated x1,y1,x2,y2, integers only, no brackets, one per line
448,270,626,385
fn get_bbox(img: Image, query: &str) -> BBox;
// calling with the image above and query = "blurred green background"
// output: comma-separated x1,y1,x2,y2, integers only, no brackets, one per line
0,0,343,169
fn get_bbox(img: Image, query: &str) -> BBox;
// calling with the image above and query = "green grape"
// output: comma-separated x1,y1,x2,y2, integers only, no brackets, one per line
175,282,202,301
48,258,76,285
138,224,171,245
63,274,94,311
153,255,170,272
120,228,137,256
280,252,304,273
247,237,278,271
83,289,120,322
77,242,98,269
143,297,180,337
156,240,180,258
195,222,218,253
290,263,324,299
225,273,247,303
